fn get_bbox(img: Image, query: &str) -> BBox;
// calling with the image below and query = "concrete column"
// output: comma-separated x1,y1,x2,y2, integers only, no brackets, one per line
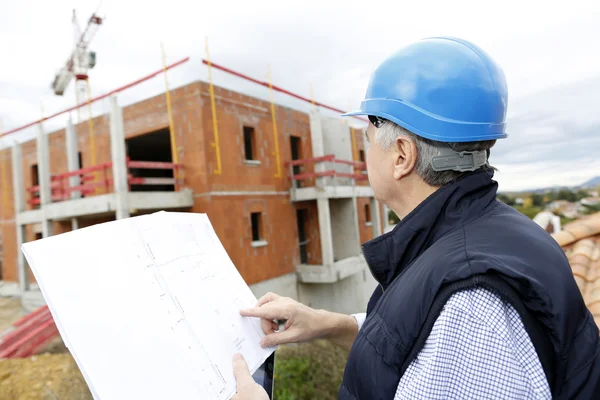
321,118,353,186
317,198,334,266
309,111,327,187
11,142,29,292
371,198,382,237
66,117,80,230
329,198,361,261
109,95,130,220
36,124,52,237
351,197,361,250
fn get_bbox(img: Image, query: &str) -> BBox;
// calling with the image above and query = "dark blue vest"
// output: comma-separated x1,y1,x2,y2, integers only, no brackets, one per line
339,170,600,399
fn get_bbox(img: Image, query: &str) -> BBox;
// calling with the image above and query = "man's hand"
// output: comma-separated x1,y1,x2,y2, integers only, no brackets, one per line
240,292,359,350
231,353,269,400
240,292,328,347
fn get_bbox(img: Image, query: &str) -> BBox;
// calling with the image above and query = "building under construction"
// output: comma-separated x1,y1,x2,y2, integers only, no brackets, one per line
0,59,389,315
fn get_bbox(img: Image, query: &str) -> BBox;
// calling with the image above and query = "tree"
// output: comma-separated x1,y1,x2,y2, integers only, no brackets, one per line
557,189,576,202
531,193,545,207
575,190,590,201
546,191,558,202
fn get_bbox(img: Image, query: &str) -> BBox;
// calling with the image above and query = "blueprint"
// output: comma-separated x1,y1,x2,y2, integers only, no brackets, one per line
22,211,274,400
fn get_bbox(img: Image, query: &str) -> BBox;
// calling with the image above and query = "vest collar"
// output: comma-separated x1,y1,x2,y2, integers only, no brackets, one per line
363,170,499,289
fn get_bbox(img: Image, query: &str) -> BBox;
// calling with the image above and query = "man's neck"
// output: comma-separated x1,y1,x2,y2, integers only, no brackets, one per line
387,176,439,220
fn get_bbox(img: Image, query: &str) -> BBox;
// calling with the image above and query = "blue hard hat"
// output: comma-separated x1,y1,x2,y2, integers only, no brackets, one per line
343,36,508,142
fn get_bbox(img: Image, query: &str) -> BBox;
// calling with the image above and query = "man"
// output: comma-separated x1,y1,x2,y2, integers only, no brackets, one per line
231,37,600,399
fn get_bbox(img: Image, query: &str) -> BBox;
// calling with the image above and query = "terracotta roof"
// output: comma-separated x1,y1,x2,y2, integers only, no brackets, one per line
551,212,600,328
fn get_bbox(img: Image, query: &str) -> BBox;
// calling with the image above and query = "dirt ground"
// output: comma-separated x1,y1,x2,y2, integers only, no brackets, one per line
0,350,92,400
0,297,26,332
0,296,93,400
0,340,345,400
0,296,345,399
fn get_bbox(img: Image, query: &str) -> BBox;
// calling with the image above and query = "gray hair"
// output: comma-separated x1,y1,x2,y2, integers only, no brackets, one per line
375,121,496,187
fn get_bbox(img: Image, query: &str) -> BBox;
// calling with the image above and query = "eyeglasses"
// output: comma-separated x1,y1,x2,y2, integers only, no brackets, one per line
368,115,387,128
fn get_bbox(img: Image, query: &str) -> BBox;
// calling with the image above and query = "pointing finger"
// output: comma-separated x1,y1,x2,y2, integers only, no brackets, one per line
240,304,287,321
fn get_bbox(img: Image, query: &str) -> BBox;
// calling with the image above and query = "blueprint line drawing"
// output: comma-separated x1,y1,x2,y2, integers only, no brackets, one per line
22,211,274,400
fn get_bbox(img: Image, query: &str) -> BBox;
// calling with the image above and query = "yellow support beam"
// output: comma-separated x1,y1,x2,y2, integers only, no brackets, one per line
205,37,222,175
84,79,99,194
0,150,8,215
350,126,358,160
0,120,6,215
161,42,180,189
267,65,282,178
85,79,97,170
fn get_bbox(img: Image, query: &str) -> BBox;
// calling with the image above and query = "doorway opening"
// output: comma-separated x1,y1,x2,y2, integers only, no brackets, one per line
290,136,302,188
31,164,39,209
125,128,174,192
296,208,309,264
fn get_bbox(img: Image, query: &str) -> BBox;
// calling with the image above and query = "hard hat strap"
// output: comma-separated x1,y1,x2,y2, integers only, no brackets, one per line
431,146,487,172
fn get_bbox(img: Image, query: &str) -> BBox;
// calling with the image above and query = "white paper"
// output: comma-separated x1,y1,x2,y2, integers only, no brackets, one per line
22,211,274,400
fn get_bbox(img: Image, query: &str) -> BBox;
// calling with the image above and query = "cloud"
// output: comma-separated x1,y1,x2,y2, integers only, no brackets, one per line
493,75,600,171
1,0,599,192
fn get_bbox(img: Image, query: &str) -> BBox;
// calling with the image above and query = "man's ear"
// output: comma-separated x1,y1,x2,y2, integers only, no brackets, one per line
392,136,418,180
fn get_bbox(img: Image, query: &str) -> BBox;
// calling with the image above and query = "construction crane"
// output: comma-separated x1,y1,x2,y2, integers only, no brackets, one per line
51,9,104,115
50,8,104,180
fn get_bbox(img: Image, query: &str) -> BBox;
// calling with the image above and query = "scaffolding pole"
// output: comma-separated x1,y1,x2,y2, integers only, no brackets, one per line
267,65,282,178
350,127,358,167
85,79,97,169
0,120,6,215
0,149,7,217
205,37,222,175
161,43,180,190
83,79,98,194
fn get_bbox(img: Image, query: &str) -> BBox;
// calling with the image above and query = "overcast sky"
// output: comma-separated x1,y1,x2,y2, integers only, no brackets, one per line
1,0,599,192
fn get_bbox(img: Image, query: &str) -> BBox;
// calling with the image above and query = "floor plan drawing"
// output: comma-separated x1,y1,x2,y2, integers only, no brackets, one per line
22,211,274,400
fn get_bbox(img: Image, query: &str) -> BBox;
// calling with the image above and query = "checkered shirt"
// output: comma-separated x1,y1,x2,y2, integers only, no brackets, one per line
353,287,552,399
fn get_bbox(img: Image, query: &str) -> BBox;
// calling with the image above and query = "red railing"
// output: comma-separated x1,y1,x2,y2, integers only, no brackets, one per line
27,160,183,207
126,160,183,188
28,163,113,206
285,154,368,183
0,305,59,359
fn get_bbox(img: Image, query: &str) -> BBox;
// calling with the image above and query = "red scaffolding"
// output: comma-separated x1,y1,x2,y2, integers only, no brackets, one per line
0,57,190,139
200,59,368,122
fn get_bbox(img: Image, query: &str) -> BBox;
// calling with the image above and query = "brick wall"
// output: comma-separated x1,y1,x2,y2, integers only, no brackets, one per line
0,80,376,287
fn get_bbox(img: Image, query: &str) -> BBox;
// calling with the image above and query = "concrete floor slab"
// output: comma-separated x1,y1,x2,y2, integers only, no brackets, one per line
17,190,194,224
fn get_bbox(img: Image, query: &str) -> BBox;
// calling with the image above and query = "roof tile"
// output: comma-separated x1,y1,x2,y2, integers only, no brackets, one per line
552,212,600,329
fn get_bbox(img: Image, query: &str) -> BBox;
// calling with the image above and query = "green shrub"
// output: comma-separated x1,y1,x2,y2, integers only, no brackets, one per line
273,340,349,400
